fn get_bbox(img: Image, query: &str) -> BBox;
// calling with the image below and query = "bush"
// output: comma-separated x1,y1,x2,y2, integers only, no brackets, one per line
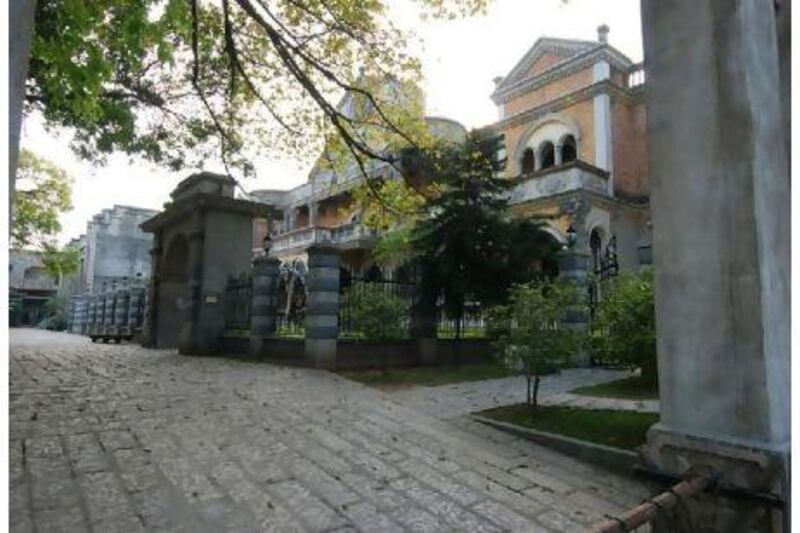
489,279,583,407
589,269,657,385
342,283,409,342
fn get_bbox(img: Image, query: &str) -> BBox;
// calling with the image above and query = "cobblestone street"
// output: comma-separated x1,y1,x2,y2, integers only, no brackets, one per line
10,329,649,532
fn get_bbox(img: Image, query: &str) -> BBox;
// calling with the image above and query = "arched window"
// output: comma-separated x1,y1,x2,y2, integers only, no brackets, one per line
561,135,577,163
521,148,535,174
539,142,555,169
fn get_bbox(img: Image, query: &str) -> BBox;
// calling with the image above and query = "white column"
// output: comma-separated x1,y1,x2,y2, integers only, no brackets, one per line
592,60,614,195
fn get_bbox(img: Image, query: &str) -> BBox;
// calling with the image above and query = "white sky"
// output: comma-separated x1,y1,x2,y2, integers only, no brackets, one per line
20,0,642,245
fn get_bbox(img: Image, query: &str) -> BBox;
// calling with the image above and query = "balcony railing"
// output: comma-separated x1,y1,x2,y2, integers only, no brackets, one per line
509,160,609,204
271,223,377,254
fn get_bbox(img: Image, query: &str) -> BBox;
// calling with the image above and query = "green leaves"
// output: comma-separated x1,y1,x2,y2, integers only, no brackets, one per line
489,279,584,397
408,131,560,324
12,150,73,250
27,0,492,178
588,270,657,384
342,282,409,342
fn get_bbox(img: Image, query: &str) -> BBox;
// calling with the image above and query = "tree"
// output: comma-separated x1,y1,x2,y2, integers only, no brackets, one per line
41,243,81,281
489,279,583,408
588,269,657,385
409,130,561,340
12,149,72,249
25,0,490,184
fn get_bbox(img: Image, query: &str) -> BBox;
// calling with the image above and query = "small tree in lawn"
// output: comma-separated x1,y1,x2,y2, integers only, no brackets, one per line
492,279,583,408
589,269,657,386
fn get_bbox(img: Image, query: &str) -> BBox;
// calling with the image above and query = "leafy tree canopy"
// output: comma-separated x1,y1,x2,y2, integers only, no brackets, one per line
41,242,81,279
12,149,72,249
409,131,561,326
27,0,491,180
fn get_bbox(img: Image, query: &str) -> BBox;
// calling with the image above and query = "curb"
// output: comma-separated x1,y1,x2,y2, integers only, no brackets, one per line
470,414,640,477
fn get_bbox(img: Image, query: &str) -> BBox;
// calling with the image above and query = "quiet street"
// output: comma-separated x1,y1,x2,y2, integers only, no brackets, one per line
10,329,648,532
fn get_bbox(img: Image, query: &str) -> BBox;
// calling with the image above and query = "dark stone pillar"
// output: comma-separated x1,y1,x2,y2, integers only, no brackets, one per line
141,232,162,348
179,216,205,355
249,256,280,356
305,245,339,368
557,249,590,366
411,264,439,365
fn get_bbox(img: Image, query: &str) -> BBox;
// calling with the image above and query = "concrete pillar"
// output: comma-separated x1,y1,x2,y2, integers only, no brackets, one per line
114,282,130,337
179,216,205,355
9,0,37,230
249,256,280,356
304,245,339,368
557,249,591,367
641,1,789,530
309,201,318,227
554,143,563,166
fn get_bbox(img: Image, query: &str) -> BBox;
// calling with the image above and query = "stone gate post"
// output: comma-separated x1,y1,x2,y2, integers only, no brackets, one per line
249,255,280,357
641,1,789,530
557,249,591,366
304,245,339,368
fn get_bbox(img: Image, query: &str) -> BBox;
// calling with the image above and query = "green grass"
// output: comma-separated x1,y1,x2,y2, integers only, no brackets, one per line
339,361,516,388
479,404,659,450
570,375,659,400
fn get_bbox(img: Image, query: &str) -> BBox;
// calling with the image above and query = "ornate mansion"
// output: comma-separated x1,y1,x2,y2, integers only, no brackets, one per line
256,26,651,277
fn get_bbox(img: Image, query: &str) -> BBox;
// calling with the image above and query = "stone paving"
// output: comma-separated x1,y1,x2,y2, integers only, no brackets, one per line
10,329,650,532
384,369,634,419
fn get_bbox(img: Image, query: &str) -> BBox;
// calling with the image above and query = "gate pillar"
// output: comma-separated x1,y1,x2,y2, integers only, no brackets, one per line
304,245,339,368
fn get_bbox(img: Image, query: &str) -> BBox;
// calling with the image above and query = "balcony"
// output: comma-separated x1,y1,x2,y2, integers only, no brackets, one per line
271,223,378,255
508,160,609,205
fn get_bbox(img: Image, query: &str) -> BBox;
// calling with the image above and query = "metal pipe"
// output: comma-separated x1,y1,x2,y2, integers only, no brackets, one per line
589,468,717,533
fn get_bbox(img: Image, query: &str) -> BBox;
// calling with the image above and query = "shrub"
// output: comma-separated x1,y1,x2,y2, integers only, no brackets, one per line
589,269,657,385
490,279,583,407
342,283,409,342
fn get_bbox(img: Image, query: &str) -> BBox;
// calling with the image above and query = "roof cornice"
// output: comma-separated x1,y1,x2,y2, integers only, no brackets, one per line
492,45,635,105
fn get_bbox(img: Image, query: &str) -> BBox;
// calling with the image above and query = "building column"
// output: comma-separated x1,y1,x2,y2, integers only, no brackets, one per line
554,143,563,166
304,245,339,368
249,255,280,356
557,248,591,367
642,1,789,530
592,60,614,195
309,201,318,227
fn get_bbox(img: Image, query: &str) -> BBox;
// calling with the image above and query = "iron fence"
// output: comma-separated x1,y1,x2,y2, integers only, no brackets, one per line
437,302,486,339
224,273,252,331
338,275,415,339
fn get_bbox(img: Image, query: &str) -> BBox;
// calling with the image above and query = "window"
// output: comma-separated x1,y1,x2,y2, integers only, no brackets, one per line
561,135,577,163
521,148,535,174
540,142,555,169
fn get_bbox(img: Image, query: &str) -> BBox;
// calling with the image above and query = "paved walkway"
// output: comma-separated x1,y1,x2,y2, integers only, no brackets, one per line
10,329,649,532
385,369,634,419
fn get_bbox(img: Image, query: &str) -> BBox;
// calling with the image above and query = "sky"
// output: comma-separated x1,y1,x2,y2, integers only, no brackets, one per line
20,0,643,245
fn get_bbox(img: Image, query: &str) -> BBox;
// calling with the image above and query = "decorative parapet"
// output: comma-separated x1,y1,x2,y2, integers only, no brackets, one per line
271,223,377,254
508,160,609,205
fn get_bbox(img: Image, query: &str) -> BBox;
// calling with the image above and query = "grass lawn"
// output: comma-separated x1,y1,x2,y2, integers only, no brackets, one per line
570,375,659,400
478,404,659,450
338,361,516,389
